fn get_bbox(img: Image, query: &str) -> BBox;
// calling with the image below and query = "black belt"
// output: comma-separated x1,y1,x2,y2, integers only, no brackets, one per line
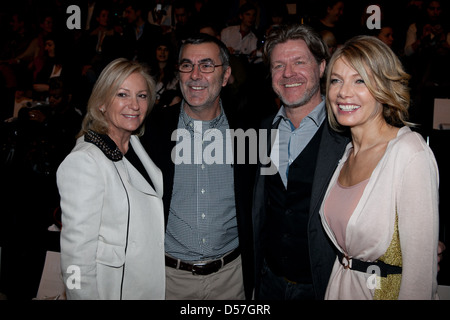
337,251,402,278
165,248,240,276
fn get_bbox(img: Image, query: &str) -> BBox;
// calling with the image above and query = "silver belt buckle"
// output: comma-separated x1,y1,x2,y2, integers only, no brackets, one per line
192,262,208,275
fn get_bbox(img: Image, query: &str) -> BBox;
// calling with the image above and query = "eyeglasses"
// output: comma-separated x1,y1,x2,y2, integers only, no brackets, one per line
178,62,223,73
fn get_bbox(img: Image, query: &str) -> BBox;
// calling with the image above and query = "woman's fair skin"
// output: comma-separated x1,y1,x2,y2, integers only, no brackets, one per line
328,57,399,186
101,72,149,154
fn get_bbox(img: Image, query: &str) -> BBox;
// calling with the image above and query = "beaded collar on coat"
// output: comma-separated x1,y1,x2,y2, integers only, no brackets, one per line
84,130,123,162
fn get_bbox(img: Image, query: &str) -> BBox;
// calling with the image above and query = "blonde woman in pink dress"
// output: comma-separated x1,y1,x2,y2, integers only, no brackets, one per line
319,35,440,299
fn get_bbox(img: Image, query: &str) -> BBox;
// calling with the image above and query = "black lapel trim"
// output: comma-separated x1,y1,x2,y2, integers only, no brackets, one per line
84,130,123,162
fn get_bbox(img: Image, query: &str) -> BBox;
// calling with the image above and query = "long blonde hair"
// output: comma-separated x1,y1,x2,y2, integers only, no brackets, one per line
78,58,156,138
325,35,412,132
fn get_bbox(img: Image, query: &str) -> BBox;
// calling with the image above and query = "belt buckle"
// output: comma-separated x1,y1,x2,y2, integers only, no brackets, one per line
192,262,208,275
341,254,352,269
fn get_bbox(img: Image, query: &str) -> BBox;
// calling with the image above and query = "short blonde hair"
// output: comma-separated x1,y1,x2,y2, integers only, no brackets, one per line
325,35,411,132
79,58,156,137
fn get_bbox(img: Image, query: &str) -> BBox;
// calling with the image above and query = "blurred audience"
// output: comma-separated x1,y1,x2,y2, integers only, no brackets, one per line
221,2,258,59
403,0,450,130
148,0,173,33
1,77,81,300
310,0,348,46
148,37,181,111
1,0,450,300
121,0,163,64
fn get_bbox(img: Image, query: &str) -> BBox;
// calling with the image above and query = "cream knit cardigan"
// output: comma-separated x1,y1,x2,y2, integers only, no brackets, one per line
320,126,440,300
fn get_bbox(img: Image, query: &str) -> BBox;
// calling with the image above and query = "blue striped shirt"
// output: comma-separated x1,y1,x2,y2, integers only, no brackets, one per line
271,98,326,188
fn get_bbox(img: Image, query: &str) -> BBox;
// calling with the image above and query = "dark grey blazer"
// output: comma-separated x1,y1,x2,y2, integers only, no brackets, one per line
252,114,349,300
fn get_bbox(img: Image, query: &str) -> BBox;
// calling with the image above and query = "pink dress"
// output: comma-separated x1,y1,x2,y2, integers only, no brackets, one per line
319,127,439,300
324,178,369,254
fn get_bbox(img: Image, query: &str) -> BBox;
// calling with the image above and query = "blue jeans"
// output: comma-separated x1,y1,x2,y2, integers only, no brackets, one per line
257,260,315,300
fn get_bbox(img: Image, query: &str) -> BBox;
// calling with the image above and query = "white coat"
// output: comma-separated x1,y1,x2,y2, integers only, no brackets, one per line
57,134,165,300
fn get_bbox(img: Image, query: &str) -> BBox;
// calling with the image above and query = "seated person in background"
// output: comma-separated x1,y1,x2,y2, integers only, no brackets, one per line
148,37,181,111
221,2,259,61
32,33,65,102
19,77,82,162
0,77,82,300
80,6,125,86
309,0,347,47
122,0,163,64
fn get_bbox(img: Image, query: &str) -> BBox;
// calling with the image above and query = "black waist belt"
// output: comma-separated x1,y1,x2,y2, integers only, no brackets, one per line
165,248,240,276
337,251,402,278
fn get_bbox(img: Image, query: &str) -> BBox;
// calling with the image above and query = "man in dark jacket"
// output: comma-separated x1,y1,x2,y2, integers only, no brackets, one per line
142,33,255,300
252,24,349,300
122,0,163,64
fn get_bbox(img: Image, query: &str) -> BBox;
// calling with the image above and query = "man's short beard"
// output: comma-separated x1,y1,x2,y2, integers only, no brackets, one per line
280,82,320,109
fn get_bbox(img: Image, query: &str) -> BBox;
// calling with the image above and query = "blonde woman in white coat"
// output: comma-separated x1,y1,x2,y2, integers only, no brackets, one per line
320,36,439,299
57,58,165,299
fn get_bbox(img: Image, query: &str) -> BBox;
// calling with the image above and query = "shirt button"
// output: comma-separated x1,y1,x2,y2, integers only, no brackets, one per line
201,188,206,194
201,164,205,170
201,213,206,219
